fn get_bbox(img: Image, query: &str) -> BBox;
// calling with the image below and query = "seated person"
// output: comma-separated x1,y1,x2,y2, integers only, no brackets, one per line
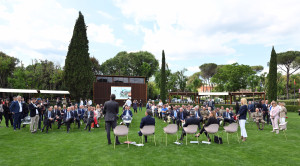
73,105,81,129
63,107,74,133
170,108,178,124
121,105,133,127
41,106,55,133
200,107,209,123
56,106,63,129
253,108,265,130
215,108,223,124
138,109,155,143
222,108,234,126
176,108,187,128
83,106,94,132
161,105,168,122
179,110,202,141
196,111,218,142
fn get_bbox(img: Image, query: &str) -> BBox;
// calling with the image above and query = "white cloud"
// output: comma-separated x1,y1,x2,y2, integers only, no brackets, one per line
114,0,300,60
227,59,237,64
97,10,115,20
88,23,123,46
0,0,123,66
187,66,200,73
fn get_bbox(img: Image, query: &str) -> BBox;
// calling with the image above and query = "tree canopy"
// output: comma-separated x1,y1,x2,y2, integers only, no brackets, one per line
268,46,278,101
100,51,158,82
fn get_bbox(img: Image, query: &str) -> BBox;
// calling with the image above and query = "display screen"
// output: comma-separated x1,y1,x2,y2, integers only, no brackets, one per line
111,86,131,99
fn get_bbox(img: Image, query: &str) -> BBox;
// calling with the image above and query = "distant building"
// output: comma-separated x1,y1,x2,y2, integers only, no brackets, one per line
198,86,214,92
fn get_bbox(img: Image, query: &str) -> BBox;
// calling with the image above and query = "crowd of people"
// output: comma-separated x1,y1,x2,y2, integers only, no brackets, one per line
0,95,289,144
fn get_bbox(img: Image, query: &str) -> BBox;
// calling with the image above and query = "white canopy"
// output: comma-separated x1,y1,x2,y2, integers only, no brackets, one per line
0,88,38,93
39,90,70,94
198,92,229,96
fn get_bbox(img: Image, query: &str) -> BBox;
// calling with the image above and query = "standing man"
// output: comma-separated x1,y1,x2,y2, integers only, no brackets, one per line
29,98,39,133
126,98,132,107
9,95,23,131
103,94,120,145
139,100,143,111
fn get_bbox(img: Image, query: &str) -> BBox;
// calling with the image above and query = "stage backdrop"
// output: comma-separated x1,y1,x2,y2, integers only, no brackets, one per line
93,75,147,106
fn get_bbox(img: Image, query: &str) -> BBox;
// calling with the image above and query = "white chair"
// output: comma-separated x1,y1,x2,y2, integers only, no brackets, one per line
204,124,220,144
140,125,156,146
279,122,288,141
223,123,239,144
113,125,129,149
163,124,178,146
183,125,199,145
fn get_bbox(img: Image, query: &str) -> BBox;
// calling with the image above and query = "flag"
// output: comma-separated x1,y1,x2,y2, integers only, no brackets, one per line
294,79,296,85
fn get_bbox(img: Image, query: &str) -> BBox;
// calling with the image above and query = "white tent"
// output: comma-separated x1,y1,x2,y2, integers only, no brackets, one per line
0,88,38,93
198,92,229,96
39,90,70,94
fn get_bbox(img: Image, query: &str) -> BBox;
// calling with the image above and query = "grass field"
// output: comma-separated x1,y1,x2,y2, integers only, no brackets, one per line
0,108,299,166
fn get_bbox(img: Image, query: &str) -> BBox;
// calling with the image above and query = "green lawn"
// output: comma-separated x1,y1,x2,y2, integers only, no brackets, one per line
0,108,299,166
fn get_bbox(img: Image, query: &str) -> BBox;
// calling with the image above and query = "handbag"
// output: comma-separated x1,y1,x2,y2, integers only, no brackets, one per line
214,136,223,144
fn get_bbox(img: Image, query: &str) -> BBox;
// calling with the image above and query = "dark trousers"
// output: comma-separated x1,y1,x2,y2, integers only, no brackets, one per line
134,109,137,113
13,112,21,130
139,106,142,111
200,128,210,139
42,119,53,132
38,114,43,130
75,118,80,129
0,112,3,122
64,118,72,132
105,120,119,144
4,113,13,127
176,119,182,128
138,131,148,142
86,118,93,131
223,118,234,126
263,111,270,124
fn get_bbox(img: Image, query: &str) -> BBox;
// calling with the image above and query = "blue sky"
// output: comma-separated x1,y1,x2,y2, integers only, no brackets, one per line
1,0,300,76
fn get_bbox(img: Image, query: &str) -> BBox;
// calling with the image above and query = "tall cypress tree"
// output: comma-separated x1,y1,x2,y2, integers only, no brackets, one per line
267,46,277,101
64,12,94,101
160,50,167,104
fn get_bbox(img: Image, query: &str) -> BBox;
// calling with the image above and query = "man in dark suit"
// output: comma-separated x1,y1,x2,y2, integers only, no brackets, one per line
79,105,85,120
138,109,155,143
179,110,201,141
56,106,63,129
29,98,40,133
83,106,94,132
176,108,187,128
73,105,81,129
42,106,55,133
103,94,120,145
223,108,234,126
170,108,179,124
63,107,74,133
9,95,23,131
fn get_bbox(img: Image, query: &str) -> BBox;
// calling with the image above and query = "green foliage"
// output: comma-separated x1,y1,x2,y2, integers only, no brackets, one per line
246,75,260,92
0,51,19,87
211,63,255,92
147,81,159,100
199,63,217,92
251,65,264,73
90,57,101,75
100,51,158,82
160,50,167,103
175,68,188,92
187,72,202,92
64,12,94,101
8,64,27,89
155,64,177,92
277,51,300,99
268,46,278,101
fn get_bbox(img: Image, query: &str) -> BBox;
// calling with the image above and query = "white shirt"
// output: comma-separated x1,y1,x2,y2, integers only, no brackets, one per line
80,100,83,106
126,99,132,107
88,100,92,106
32,102,38,115
18,101,22,112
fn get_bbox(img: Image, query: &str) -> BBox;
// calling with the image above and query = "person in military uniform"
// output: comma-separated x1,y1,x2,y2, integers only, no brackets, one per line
253,108,265,130
200,107,209,124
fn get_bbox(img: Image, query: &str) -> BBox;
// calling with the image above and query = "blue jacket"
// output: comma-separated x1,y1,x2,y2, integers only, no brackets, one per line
222,112,233,119
140,115,155,129
122,110,133,117
9,101,22,113
238,105,248,120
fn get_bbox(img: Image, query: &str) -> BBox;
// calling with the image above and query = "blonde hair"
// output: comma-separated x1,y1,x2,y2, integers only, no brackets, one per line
241,98,247,106
96,104,100,109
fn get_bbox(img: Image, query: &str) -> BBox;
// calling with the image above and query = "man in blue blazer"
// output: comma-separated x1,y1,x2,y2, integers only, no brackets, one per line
223,108,234,126
73,105,81,129
63,107,74,133
138,109,155,143
9,95,23,130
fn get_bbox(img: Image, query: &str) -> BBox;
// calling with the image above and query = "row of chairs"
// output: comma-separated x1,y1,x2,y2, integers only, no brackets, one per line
113,123,241,149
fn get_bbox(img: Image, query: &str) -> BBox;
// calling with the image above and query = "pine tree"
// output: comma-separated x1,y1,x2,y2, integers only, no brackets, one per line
267,46,277,101
64,12,94,101
160,50,167,104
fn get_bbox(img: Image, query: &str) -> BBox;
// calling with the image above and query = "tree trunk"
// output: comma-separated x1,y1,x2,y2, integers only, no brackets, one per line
286,68,290,99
